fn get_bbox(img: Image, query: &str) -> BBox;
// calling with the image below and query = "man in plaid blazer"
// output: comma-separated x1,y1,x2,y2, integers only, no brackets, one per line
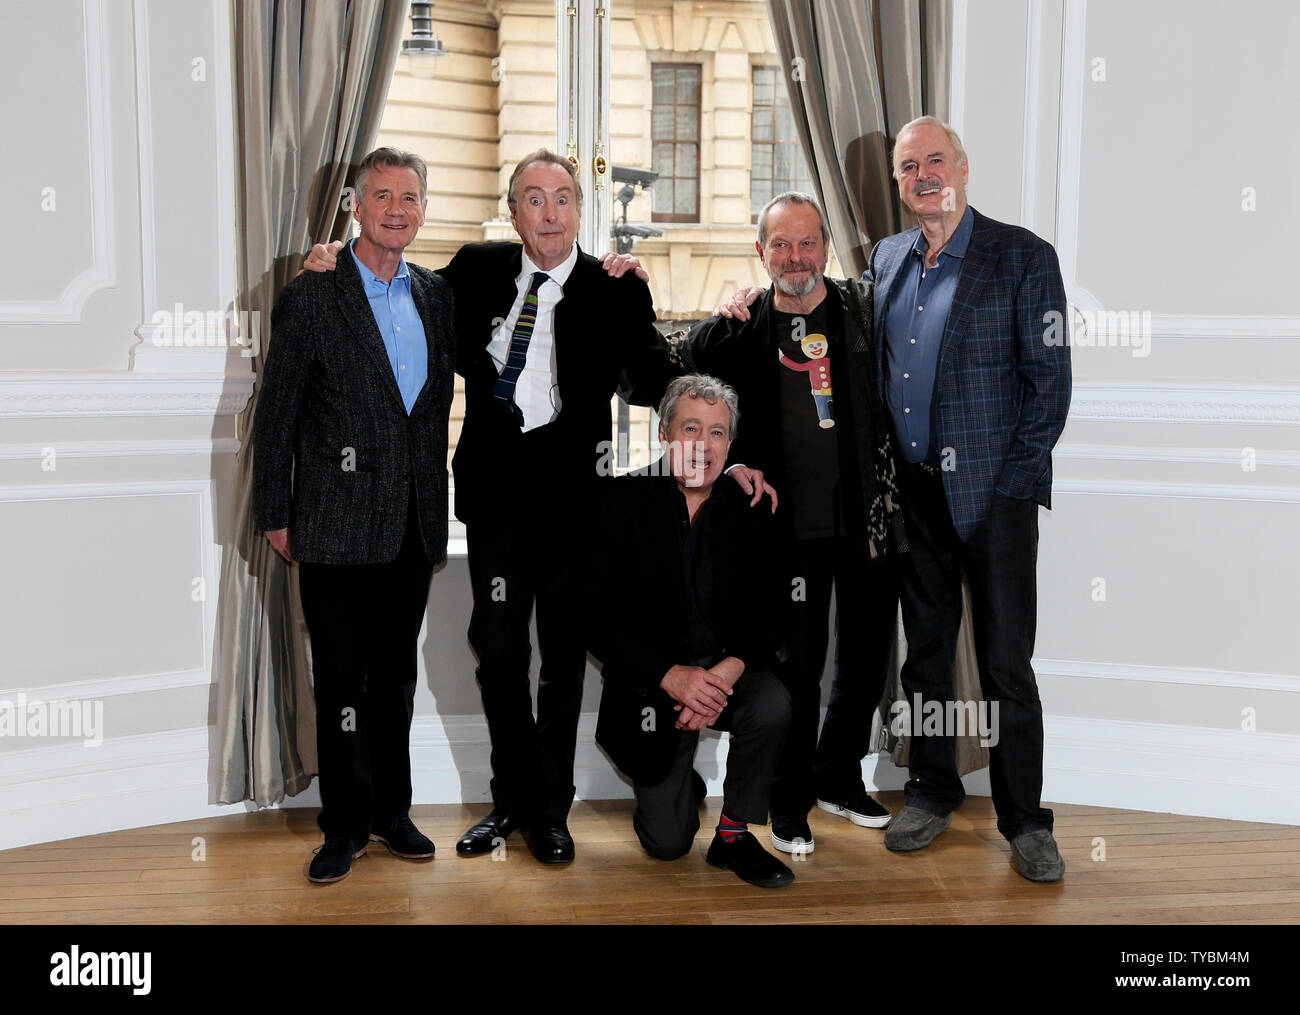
865,116,1071,881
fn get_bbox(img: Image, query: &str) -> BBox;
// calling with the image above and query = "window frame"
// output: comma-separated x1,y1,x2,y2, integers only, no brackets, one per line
650,61,702,224
749,64,814,222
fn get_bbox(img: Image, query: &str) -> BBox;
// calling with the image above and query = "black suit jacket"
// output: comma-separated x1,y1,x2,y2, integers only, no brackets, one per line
252,250,455,565
589,466,789,782
437,242,675,528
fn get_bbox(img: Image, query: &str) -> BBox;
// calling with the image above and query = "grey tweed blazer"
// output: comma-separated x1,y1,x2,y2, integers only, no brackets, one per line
253,250,455,566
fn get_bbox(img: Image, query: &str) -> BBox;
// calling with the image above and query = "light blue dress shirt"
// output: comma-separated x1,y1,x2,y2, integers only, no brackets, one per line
349,239,428,414
883,205,974,463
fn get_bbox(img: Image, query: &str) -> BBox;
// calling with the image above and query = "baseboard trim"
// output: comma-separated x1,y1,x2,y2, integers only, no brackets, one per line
1040,716,1300,825
1034,658,1300,694
2,713,1296,850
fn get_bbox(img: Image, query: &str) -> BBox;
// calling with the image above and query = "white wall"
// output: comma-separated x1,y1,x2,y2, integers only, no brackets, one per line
1,0,1296,852
956,0,1300,821
0,0,253,849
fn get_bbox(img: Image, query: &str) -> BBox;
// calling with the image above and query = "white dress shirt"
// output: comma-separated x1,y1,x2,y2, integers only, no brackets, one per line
486,244,578,432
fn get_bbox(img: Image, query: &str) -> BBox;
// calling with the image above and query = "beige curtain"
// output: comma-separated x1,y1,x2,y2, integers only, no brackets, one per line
213,0,408,806
767,0,989,777
767,0,952,275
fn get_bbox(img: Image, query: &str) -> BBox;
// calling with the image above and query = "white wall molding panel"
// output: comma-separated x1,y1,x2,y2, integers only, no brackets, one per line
0,0,249,851
0,0,117,323
1069,382,1300,426
128,0,244,377
0,479,221,701
0,374,252,418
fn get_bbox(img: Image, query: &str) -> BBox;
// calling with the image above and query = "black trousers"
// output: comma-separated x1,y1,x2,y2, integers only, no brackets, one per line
770,536,900,819
896,463,1053,841
466,520,589,825
632,669,790,860
298,494,434,840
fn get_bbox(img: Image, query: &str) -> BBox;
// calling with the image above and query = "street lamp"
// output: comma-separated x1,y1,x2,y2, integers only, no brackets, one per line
401,1,448,58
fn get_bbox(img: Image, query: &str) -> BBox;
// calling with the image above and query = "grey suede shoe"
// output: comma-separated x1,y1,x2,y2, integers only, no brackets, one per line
1010,829,1065,882
883,805,952,852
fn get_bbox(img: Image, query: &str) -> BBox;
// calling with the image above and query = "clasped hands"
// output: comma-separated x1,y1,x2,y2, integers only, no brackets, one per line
660,657,745,731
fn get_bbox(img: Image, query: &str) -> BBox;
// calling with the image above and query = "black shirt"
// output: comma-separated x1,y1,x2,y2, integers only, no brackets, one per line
672,482,725,666
774,302,840,539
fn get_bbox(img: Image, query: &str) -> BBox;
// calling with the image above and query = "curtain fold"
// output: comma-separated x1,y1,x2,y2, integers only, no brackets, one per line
767,0,951,275
766,0,988,778
212,0,408,806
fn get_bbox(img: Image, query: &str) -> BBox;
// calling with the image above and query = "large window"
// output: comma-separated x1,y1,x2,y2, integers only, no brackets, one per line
375,4,797,481
651,63,701,223
750,65,814,219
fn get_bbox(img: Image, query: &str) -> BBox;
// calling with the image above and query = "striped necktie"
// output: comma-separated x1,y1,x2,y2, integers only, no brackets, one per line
493,271,550,426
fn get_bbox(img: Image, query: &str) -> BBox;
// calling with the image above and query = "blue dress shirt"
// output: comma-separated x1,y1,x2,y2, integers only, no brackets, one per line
349,239,428,414
883,205,974,463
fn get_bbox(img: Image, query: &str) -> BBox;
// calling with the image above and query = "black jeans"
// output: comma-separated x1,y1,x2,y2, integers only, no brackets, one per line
466,521,589,826
896,463,1053,841
298,494,434,840
632,669,791,860
770,536,900,820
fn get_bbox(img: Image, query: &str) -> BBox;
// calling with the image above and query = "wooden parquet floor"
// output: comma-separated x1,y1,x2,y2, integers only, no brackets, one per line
3,793,1298,924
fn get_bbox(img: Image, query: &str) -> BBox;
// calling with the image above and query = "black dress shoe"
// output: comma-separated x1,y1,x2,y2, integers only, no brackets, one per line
705,831,794,888
370,814,435,860
526,822,575,864
455,809,521,856
308,834,367,884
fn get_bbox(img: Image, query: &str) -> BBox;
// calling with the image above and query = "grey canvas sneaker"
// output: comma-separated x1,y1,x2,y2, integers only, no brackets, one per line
883,805,952,852
1010,828,1065,882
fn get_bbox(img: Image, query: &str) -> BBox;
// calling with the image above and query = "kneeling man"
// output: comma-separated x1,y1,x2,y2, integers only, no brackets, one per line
590,375,794,888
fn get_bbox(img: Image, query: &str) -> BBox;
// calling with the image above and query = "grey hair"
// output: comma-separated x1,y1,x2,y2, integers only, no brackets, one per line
506,149,584,210
658,374,740,439
355,147,428,203
891,115,968,179
756,190,829,246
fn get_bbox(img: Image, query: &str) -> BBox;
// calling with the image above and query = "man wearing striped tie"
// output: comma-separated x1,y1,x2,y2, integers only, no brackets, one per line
445,152,687,864
307,150,681,863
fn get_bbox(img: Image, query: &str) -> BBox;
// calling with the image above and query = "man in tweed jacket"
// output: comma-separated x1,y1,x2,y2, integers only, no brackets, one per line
254,148,455,884
865,116,1071,880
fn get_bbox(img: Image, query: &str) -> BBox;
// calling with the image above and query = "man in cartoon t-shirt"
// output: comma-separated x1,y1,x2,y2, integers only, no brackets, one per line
681,192,905,857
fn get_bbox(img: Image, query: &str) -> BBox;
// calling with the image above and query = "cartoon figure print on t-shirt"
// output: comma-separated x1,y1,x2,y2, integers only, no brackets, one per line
778,332,834,429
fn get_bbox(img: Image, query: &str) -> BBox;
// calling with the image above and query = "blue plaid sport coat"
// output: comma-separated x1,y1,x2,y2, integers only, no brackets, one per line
865,207,1072,540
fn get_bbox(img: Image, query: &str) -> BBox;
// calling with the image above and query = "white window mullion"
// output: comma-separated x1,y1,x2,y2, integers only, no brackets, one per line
555,0,611,255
